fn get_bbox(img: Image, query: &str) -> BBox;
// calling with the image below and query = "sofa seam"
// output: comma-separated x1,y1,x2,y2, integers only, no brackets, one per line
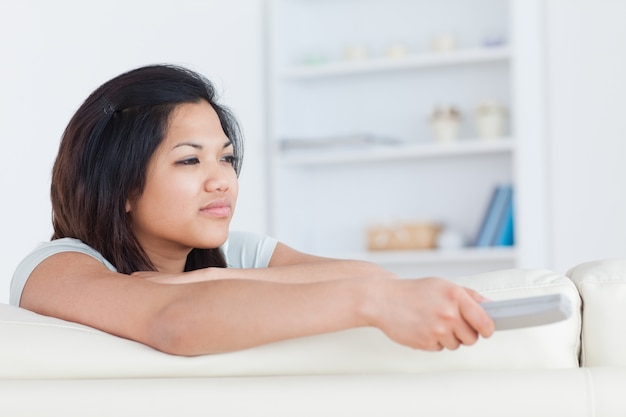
583,368,596,417
0,321,103,334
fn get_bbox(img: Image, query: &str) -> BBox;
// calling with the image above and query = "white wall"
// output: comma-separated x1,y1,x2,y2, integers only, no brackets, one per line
0,0,267,303
544,0,626,273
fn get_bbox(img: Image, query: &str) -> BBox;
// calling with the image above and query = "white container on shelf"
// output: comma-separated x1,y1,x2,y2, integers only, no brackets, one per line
430,105,461,143
431,34,458,52
476,100,507,139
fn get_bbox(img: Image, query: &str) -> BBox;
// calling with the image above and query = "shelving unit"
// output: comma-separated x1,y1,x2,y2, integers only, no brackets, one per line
267,0,516,278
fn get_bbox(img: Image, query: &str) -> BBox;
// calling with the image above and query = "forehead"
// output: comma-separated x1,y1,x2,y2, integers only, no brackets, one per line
151,101,231,159
166,100,223,136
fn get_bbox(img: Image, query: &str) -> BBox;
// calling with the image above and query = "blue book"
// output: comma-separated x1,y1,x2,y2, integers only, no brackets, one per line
475,185,509,247
493,186,514,246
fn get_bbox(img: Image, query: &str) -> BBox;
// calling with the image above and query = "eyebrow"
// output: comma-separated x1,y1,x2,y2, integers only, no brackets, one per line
171,140,233,151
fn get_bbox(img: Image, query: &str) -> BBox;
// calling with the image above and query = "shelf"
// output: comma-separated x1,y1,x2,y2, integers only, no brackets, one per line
280,138,514,166
280,46,511,80
329,246,517,265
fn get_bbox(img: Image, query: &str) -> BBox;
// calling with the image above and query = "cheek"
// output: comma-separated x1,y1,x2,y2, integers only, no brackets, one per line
136,174,198,220
162,178,197,201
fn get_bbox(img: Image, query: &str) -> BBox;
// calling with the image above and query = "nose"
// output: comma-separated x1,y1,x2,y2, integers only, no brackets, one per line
204,163,231,193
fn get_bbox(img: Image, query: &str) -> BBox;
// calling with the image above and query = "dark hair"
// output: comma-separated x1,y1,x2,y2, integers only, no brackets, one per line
51,64,243,273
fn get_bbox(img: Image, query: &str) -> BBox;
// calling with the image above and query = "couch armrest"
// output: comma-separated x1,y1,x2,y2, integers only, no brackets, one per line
567,258,626,366
0,268,581,379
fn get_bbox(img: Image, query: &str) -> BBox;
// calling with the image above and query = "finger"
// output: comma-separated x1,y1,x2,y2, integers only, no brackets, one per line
453,321,480,346
465,287,491,303
433,319,463,350
429,342,444,352
439,333,462,350
459,294,495,338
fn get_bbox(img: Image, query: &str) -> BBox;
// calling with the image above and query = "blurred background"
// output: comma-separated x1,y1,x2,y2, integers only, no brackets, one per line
1,0,625,303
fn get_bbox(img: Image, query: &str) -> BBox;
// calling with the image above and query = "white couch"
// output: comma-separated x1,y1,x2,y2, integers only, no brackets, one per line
2,259,626,417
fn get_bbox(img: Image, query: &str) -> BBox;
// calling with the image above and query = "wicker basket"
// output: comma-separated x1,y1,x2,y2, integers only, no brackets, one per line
367,222,441,251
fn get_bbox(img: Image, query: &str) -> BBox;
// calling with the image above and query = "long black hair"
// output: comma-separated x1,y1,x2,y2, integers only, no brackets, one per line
51,64,243,273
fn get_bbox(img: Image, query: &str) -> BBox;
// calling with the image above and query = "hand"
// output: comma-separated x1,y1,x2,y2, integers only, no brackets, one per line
364,277,494,351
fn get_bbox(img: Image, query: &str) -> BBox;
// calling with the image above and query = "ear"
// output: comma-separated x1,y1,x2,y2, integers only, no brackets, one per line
125,200,132,213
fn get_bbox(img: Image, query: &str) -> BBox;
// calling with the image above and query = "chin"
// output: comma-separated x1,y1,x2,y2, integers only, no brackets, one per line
198,231,229,249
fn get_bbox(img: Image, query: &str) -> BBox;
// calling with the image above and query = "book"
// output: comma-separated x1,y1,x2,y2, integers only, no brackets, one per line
493,188,515,246
474,185,512,247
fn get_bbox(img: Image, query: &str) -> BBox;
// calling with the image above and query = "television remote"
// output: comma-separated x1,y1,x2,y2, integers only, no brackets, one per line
481,293,573,331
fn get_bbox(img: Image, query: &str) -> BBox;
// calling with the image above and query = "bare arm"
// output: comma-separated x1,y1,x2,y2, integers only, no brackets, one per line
132,242,399,284
21,250,494,356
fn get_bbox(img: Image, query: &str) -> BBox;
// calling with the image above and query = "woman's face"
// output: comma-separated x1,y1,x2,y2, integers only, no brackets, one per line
127,100,239,270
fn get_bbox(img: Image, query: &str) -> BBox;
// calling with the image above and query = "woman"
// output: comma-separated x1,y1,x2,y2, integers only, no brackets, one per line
10,64,494,356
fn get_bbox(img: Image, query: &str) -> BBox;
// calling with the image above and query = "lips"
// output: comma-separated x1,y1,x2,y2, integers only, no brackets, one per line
200,199,232,218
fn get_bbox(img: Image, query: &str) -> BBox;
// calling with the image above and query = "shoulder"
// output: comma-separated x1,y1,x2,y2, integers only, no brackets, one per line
221,231,278,268
10,238,116,306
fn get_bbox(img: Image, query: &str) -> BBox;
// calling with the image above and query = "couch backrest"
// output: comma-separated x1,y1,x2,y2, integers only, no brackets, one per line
567,258,626,367
0,267,582,379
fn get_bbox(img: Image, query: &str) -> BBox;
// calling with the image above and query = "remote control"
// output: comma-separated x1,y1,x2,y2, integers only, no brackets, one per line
481,293,573,331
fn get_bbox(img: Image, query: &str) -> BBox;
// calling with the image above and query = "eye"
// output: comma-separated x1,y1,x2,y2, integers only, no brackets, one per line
220,154,238,167
176,157,200,166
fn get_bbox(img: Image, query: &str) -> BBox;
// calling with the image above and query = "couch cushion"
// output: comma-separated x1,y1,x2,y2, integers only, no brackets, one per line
567,258,626,366
0,268,581,379
3,368,616,417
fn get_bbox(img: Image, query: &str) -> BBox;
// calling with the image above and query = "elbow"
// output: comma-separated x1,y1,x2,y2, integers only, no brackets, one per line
146,302,209,357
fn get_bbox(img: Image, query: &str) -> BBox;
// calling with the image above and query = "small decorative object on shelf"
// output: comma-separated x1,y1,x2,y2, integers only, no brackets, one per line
386,43,409,59
302,52,328,66
436,227,466,250
475,100,507,139
278,133,404,152
430,105,461,143
344,44,369,61
431,34,457,52
367,221,441,251
483,35,506,48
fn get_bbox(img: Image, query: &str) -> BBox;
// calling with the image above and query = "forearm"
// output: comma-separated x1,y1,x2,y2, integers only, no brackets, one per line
149,275,494,356
150,278,372,355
